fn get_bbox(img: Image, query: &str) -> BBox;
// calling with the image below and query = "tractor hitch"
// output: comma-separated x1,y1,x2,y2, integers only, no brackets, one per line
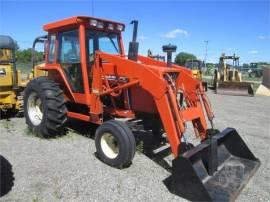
167,128,260,202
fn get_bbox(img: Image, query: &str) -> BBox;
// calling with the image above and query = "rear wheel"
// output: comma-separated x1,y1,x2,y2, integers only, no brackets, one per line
24,77,67,138
95,120,136,168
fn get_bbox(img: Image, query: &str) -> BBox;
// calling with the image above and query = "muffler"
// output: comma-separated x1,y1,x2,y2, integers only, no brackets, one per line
167,128,260,202
216,81,254,96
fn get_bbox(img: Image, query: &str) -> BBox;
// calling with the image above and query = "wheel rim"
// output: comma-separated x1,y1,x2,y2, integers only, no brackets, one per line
27,92,43,126
100,133,119,159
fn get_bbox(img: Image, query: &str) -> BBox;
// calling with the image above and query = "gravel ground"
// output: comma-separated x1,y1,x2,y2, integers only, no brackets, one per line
0,92,269,202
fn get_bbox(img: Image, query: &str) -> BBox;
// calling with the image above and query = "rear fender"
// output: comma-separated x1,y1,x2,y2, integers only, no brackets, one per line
37,65,75,101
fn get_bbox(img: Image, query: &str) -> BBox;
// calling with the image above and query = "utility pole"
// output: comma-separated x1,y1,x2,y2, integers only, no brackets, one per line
91,0,94,16
204,40,209,71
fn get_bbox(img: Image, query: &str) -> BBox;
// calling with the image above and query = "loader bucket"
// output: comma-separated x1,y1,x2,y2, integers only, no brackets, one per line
216,81,254,96
168,128,260,202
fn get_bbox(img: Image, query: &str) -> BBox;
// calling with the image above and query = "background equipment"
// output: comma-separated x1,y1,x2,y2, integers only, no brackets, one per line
213,53,254,96
0,35,25,117
248,62,263,78
147,49,165,62
24,16,260,201
185,59,208,91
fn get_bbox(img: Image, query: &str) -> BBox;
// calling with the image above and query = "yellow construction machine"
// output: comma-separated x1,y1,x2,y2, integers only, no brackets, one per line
0,35,25,117
213,53,254,96
185,59,208,91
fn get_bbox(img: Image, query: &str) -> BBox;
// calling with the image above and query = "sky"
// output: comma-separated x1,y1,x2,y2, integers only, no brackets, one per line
0,0,269,64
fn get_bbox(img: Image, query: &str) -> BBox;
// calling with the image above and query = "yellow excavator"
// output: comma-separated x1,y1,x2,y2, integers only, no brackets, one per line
213,53,254,96
185,59,208,91
0,35,26,117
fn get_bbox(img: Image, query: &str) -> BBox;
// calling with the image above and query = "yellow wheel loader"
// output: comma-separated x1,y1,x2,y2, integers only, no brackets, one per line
185,59,208,91
213,53,254,96
0,35,25,117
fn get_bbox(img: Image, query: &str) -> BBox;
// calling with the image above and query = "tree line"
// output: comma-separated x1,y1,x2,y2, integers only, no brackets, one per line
174,52,269,73
15,41,44,63
16,48,44,63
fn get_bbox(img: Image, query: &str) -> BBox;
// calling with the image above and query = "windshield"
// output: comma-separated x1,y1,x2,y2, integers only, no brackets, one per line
86,30,120,62
0,49,13,62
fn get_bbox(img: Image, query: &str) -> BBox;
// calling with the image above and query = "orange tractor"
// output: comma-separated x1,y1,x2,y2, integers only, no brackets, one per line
24,16,260,201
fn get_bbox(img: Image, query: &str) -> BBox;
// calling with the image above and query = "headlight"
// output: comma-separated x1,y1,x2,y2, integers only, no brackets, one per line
116,24,124,31
0,68,6,77
97,21,104,29
107,23,114,30
89,19,98,27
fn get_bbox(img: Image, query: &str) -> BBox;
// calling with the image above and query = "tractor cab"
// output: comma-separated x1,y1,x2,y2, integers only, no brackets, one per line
184,59,208,90
185,59,203,80
0,36,15,64
0,35,17,87
38,16,125,97
185,59,202,70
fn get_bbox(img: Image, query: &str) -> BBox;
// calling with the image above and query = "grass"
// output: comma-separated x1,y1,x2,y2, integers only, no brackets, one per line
1,119,14,133
24,127,35,137
32,197,39,202
136,140,144,154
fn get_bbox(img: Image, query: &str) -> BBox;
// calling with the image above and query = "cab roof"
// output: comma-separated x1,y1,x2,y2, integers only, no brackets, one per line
43,16,125,32
0,35,15,50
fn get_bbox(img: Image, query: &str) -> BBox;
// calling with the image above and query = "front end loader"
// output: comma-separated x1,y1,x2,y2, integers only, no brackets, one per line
23,16,260,201
213,54,254,96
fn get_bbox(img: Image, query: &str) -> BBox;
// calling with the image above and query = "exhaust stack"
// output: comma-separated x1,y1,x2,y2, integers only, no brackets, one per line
162,44,177,67
128,20,139,61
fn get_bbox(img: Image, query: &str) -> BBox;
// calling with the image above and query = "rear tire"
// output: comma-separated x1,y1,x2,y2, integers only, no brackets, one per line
24,77,67,138
95,120,136,168
0,155,14,197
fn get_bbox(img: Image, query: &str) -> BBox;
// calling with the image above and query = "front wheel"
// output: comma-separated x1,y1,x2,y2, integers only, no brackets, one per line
95,120,136,168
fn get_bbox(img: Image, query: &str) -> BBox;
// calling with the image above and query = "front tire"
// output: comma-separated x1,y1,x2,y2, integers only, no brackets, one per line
24,77,67,138
95,120,136,168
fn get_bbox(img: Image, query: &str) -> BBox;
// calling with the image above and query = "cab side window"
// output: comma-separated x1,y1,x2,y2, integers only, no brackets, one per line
48,35,56,63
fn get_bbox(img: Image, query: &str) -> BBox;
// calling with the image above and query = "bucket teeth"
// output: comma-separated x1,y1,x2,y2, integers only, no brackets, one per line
166,128,260,202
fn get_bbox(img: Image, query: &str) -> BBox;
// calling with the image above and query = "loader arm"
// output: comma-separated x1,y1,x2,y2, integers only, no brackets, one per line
94,51,214,157
139,54,214,122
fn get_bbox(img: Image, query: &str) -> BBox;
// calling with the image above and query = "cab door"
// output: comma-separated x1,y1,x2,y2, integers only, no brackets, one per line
58,30,84,94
